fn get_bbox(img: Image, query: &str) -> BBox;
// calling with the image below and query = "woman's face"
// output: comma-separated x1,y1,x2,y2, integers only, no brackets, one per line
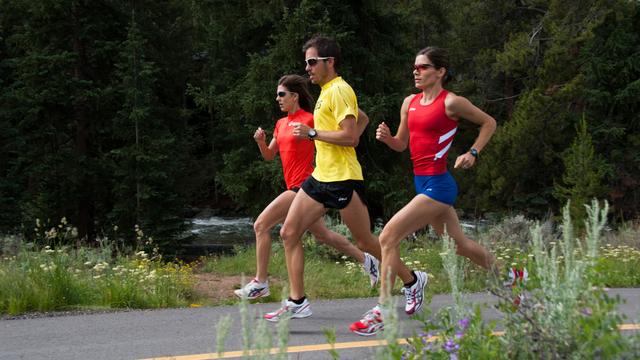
413,54,444,89
276,85,297,113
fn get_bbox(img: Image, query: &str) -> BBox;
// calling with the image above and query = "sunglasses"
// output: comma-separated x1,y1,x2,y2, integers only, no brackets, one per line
305,56,332,67
277,91,293,98
413,63,436,72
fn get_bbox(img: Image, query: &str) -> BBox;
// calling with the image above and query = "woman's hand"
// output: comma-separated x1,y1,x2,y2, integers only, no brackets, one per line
254,127,266,143
454,152,476,170
376,122,391,143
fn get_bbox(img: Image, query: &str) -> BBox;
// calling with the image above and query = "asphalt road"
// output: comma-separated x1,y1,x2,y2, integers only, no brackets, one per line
1,289,639,360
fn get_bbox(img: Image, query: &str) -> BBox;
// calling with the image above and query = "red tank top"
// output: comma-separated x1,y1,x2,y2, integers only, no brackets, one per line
407,90,458,175
273,109,315,189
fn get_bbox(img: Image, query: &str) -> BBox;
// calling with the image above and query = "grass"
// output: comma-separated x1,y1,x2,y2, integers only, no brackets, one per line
0,243,198,315
1,210,639,316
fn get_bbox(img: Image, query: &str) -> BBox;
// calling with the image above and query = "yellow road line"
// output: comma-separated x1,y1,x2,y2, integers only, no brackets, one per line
140,323,640,360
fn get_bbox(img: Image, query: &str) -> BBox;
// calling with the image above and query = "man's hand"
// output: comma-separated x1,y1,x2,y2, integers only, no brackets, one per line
290,122,312,139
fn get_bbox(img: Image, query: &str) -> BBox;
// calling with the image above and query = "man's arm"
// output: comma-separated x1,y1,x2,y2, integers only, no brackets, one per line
291,115,360,147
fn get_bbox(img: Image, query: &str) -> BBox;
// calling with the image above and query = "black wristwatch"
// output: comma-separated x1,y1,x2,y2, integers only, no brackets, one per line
308,128,317,140
469,148,479,158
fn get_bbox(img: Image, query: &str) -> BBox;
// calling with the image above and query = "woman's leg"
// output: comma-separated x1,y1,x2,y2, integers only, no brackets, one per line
252,191,296,282
434,207,497,273
376,195,448,302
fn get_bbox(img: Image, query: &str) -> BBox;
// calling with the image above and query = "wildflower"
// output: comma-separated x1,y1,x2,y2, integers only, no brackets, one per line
442,338,460,353
61,217,67,225
457,317,470,330
581,307,593,316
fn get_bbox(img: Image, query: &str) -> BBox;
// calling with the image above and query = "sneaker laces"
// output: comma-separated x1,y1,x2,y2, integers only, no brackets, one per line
402,286,416,306
360,308,381,324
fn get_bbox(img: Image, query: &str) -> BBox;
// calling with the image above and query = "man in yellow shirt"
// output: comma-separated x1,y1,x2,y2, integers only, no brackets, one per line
264,35,417,324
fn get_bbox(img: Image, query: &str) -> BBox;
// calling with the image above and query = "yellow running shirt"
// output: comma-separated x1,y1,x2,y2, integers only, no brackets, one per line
312,76,364,182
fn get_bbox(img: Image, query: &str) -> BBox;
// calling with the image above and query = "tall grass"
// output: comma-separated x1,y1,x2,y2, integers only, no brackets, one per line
399,200,639,359
0,242,196,315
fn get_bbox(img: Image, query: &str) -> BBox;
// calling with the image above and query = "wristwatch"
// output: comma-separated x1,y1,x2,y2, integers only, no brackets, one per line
308,128,317,140
469,148,479,158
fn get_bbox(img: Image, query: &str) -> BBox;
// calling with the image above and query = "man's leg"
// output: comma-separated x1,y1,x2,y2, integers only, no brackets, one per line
307,217,364,263
279,190,326,300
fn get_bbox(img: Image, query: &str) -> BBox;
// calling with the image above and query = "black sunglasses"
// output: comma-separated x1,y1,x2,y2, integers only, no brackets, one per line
305,56,332,67
413,63,436,72
277,91,293,98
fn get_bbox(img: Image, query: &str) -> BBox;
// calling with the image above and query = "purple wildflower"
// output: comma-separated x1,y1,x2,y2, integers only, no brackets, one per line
442,338,460,353
457,317,470,330
455,330,464,339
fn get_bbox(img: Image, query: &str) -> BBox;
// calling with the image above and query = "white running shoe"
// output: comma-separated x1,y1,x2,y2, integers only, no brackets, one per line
233,278,270,300
264,298,312,322
504,268,528,288
402,271,428,315
363,252,380,287
504,268,528,307
349,305,384,336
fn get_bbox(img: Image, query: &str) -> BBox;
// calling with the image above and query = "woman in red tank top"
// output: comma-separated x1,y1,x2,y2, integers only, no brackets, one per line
350,48,525,337
234,75,380,301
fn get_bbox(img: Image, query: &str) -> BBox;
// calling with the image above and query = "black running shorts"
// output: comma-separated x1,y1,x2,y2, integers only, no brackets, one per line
301,176,367,209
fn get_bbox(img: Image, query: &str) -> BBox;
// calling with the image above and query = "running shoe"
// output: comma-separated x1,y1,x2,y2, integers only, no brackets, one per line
233,278,270,300
504,268,528,307
504,267,528,287
402,271,428,315
363,252,380,287
349,305,384,336
264,298,312,322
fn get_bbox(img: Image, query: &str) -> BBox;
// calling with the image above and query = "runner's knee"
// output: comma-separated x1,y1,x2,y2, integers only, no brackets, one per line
253,218,271,237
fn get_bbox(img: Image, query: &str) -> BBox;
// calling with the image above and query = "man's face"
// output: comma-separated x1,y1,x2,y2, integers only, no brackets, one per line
304,47,329,85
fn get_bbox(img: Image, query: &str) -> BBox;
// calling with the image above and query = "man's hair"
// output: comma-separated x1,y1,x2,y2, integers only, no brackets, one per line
278,74,314,113
302,35,341,71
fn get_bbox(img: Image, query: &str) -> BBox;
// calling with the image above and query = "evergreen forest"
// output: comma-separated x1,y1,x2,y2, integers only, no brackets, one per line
1,0,638,251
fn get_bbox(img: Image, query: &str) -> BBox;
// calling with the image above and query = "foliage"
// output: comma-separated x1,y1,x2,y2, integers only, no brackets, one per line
1,1,640,254
395,201,637,359
0,241,196,316
553,119,609,221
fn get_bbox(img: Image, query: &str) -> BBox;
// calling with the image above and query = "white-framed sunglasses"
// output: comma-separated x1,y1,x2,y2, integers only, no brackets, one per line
304,56,333,67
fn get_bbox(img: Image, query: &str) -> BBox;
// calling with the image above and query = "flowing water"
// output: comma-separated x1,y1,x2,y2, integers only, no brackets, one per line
183,216,255,256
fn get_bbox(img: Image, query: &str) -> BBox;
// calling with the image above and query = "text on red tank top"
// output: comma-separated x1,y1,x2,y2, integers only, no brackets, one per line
407,91,458,176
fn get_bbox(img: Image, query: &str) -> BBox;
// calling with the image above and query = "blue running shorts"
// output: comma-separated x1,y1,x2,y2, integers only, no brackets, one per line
414,172,458,206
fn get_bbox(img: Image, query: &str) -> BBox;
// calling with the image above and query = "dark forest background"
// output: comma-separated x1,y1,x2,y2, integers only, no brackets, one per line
1,0,638,251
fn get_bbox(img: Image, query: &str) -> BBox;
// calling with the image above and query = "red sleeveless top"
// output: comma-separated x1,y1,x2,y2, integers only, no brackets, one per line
407,90,458,175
